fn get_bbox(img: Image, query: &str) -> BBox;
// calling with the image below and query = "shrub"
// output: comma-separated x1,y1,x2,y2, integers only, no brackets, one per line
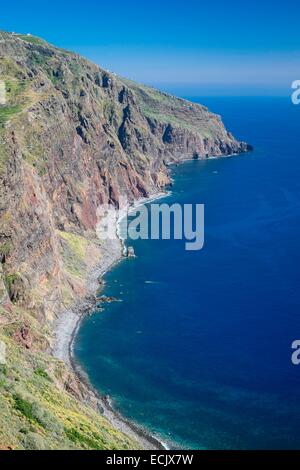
0,241,12,261
34,368,51,381
64,427,103,450
14,394,62,434
13,395,36,422
22,432,47,450
0,365,7,376
31,402,63,434
0,105,22,126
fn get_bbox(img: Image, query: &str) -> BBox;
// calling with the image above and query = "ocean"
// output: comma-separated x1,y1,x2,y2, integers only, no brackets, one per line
74,96,300,449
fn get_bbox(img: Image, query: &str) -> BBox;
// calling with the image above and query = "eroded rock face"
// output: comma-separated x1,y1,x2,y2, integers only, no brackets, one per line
13,325,33,349
0,31,251,330
0,265,11,309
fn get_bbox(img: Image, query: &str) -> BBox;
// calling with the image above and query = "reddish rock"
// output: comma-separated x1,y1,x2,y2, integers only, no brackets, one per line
13,325,33,349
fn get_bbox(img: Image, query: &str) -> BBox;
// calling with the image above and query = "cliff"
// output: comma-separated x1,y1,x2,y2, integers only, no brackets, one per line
0,31,251,449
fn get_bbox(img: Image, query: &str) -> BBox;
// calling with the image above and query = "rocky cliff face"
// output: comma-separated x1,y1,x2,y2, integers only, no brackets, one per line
0,31,250,327
0,31,251,449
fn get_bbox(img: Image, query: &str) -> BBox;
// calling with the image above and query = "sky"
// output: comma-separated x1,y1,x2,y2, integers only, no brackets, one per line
1,0,299,96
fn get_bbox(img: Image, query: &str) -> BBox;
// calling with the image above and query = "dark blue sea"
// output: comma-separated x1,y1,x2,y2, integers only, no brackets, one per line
74,97,300,449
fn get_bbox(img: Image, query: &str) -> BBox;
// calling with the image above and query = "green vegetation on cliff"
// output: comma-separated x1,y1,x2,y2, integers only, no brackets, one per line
0,329,138,450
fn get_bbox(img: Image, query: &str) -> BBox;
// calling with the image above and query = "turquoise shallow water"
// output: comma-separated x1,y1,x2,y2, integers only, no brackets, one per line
74,97,300,449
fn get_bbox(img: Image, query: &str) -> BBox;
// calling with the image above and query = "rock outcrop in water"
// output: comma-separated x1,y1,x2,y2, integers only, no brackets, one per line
0,31,251,449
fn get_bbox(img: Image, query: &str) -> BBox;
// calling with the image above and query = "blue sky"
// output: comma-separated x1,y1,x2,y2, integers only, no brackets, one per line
1,0,299,95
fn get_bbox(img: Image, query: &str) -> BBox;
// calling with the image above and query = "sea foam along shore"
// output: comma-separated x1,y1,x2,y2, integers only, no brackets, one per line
52,191,170,450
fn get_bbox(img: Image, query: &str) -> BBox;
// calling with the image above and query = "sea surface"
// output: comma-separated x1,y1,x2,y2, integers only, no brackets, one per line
74,97,300,449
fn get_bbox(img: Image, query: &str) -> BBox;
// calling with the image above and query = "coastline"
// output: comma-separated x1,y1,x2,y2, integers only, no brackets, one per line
52,191,170,450
51,156,244,449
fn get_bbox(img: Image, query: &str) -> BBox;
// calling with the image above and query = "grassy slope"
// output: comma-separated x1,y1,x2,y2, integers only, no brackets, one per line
0,325,138,450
